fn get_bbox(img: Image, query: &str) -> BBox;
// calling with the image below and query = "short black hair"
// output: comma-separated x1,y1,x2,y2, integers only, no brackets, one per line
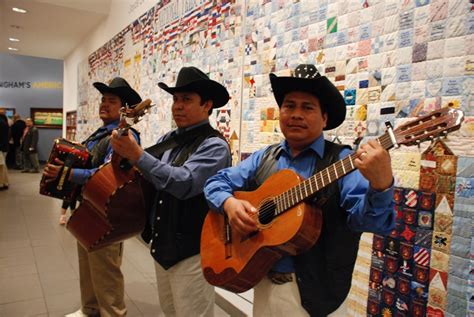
196,92,213,115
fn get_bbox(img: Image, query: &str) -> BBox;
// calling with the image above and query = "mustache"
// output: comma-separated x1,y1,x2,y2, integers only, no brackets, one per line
287,123,306,128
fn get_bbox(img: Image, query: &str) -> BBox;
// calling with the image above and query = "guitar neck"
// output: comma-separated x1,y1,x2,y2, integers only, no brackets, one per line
274,133,394,214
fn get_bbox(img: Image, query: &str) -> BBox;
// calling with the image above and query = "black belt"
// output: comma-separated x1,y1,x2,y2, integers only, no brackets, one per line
268,271,293,285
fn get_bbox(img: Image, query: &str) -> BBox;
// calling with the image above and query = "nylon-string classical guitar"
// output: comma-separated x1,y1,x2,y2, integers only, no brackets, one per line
200,107,464,293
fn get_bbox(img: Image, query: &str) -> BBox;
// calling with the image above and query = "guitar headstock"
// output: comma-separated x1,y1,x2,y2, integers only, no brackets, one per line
120,99,154,126
393,107,464,147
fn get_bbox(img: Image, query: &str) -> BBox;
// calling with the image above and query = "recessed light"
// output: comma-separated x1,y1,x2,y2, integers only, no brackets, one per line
9,38,20,42
8,47,19,51
12,7,27,13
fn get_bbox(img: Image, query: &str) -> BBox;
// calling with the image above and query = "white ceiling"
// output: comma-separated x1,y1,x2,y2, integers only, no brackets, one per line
0,0,111,60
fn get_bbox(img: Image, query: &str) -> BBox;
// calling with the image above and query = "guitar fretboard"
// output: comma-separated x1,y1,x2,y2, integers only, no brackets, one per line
273,133,394,214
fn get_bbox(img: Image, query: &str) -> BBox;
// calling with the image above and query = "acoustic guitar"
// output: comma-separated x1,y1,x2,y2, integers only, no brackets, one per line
201,107,464,293
67,99,154,251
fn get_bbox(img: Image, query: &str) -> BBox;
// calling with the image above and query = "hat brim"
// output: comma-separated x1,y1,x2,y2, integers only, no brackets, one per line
93,82,142,106
158,79,229,109
269,74,346,130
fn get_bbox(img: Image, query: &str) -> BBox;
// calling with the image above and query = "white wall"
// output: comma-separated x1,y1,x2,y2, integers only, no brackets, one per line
63,0,157,123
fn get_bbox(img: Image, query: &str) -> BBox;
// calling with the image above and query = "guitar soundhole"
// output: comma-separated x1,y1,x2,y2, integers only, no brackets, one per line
258,199,276,225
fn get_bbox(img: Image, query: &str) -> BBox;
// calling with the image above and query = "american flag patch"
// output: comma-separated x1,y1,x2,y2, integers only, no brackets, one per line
413,247,430,266
404,189,418,208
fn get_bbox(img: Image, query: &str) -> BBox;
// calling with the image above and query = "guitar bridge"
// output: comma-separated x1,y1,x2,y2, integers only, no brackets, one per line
224,215,232,259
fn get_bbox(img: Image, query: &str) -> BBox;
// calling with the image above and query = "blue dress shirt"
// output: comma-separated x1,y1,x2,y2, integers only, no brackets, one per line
135,120,231,200
71,120,139,184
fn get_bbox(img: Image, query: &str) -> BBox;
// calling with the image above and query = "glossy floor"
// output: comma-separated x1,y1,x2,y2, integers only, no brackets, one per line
0,169,230,316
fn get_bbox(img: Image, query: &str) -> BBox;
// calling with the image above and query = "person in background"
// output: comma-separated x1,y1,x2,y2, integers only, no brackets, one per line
21,118,40,173
111,66,231,316
10,114,26,169
204,64,395,316
43,77,142,317
0,111,10,190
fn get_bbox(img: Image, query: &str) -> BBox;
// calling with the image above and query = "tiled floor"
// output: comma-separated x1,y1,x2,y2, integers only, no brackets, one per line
0,169,230,316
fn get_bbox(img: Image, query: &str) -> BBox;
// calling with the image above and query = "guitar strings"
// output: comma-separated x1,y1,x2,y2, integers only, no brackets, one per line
253,110,456,222
255,134,393,222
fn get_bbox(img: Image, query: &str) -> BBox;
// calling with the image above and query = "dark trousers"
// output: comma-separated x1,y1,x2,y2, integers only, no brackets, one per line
23,151,40,171
62,199,77,210
14,145,23,168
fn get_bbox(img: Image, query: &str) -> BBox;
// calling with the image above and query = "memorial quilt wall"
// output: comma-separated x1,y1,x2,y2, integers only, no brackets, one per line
446,156,474,316
77,0,245,164
77,0,474,160
365,140,471,317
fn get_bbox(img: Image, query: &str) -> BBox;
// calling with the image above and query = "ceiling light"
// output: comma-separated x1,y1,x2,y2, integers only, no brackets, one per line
9,38,20,42
8,47,19,51
12,7,27,13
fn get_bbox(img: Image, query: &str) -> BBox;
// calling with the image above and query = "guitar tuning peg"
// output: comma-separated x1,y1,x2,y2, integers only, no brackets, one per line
416,139,421,149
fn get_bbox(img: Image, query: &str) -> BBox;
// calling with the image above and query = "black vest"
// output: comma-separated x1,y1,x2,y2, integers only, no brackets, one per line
143,127,227,269
255,141,361,317
83,126,140,168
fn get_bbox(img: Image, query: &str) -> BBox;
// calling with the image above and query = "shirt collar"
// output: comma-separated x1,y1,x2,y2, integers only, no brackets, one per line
280,133,325,159
101,119,120,132
176,119,209,135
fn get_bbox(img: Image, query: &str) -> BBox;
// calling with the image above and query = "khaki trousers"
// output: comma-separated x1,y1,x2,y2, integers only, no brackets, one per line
253,273,348,316
154,254,214,317
0,152,8,186
77,242,126,317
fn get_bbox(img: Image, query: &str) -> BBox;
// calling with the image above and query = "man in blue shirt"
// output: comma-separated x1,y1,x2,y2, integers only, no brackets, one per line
204,64,395,316
111,66,231,316
44,77,142,317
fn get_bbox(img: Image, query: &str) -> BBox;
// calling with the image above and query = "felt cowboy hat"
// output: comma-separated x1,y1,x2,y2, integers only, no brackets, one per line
93,77,142,107
158,66,229,108
269,64,346,130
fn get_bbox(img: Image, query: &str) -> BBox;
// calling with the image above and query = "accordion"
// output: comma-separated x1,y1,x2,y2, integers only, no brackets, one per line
39,138,90,201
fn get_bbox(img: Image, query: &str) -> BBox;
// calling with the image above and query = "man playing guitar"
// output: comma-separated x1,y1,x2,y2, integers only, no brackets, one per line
110,66,232,316
43,77,142,317
204,64,395,316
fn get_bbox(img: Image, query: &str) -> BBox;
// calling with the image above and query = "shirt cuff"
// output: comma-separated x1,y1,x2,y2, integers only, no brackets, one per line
367,181,395,209
136,151,160,173
70,168,89,185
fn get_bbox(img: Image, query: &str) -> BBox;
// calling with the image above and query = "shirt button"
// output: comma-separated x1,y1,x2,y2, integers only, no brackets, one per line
155,233,158,237
151,249,155,253
158,200,163,204
156,216,160,221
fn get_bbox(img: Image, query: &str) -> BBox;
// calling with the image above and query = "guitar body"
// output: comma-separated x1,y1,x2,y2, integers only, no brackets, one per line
201,169,322,293
67,159,153,251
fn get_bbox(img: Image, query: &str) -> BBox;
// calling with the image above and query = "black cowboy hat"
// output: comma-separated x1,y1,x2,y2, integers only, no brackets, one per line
93,77,142,107
269,64,346,130
158,66,229,108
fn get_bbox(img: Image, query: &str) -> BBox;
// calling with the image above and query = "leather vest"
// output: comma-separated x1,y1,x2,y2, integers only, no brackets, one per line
254,141,361,317
144,128,227,269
